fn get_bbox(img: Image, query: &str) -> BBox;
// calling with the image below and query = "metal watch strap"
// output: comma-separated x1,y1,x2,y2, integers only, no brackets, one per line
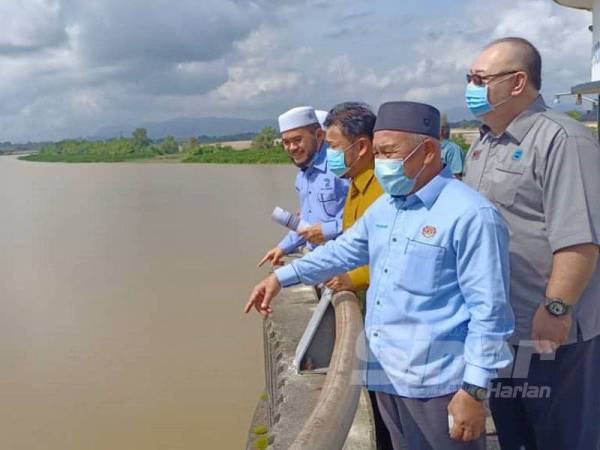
462,382,487,401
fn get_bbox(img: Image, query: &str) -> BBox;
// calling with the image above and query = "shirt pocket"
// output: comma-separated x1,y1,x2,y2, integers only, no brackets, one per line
393,239,446,296
491,159,525,207
319,192,340,218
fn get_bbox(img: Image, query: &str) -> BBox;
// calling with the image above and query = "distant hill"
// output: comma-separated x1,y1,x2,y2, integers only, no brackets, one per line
92,117,277,140
0,141,49,154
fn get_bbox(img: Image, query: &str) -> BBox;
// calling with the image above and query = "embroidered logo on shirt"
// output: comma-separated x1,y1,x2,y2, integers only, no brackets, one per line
512,148,524,161
422,226,436,238
323,178,331,188
376,224,388,229
471,149,482,161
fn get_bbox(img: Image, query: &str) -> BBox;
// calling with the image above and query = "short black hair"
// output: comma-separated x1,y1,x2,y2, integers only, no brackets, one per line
486,37,542,90
324,102,376,140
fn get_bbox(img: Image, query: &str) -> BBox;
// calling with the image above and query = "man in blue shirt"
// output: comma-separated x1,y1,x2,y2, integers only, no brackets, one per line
259,106,348,267
246,102,514,449
440,114,465,179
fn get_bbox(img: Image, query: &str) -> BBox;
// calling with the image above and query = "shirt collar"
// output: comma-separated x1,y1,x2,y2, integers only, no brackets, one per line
351,165,376,194
309,141,328,173
479,95,547,144
388,166,453,209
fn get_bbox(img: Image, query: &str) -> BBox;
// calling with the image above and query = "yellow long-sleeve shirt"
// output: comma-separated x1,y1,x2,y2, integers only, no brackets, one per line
342,166,384,291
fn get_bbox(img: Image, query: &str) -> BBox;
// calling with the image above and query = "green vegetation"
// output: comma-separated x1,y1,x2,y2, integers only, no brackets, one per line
182,143,289,164
198,132,257,143
132,127,151,148
19,126,290,164
159,136,179,154
565,110,584,122
251,126,278,150
452,133,470,153
254,436,269,449
20,128,181,163
181,126,287,163
253,425,268,435
20,138,159,162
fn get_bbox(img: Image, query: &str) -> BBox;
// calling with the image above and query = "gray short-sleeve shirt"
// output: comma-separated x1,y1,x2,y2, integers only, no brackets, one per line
463,96,600,344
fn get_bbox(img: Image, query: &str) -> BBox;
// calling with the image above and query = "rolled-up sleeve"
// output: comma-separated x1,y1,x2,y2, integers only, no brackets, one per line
455,207,515,388
275,215,370,287
544,133,600,252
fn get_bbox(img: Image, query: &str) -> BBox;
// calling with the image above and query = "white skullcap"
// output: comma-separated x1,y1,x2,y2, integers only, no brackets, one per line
278,106,319,133
315,110,329,130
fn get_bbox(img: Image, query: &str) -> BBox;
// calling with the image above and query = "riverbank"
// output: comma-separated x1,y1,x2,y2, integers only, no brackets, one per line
18,130,481,164
20,142,291,164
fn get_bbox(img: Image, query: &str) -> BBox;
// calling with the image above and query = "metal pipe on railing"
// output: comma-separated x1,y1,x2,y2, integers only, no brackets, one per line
288,291,364,450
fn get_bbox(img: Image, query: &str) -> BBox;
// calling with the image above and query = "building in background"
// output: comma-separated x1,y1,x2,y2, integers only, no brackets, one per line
554,1,600,136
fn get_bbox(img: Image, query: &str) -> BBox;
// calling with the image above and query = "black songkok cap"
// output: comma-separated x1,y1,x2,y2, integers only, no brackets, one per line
374,101,440,139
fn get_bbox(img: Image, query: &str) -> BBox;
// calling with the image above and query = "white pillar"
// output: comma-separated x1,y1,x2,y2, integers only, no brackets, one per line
592,0,600,80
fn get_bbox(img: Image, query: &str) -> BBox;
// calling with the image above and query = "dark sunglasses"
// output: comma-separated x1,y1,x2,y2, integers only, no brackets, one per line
466,70,519,87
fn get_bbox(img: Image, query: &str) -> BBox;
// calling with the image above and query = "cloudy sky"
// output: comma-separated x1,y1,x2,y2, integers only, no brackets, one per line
0,0,593,142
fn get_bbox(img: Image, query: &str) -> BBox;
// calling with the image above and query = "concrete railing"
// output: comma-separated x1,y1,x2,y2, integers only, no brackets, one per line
289,290,365,450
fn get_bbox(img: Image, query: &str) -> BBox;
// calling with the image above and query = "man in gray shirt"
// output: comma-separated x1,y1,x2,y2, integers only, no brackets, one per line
463,37,600,450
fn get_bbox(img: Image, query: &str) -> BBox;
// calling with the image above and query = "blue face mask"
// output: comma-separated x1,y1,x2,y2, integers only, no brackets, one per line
465,83,493,116
374,141,425,196
465,76,514,117
326,141,360,177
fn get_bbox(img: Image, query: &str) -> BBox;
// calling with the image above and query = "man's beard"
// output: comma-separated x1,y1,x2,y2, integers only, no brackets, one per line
290,137,320,169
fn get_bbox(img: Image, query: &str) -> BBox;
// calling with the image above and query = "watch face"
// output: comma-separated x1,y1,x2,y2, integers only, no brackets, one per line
548,301,565,315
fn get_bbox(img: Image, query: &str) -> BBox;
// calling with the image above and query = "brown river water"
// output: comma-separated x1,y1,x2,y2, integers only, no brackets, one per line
0,156,297,450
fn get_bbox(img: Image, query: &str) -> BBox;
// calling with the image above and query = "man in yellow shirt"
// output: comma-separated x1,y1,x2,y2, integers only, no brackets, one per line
322,102,390,449
322,102,384,293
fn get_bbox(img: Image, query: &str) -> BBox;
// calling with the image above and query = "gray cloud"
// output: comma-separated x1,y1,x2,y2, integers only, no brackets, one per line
0,0,594,142
0,0,69,55
68,0,262,65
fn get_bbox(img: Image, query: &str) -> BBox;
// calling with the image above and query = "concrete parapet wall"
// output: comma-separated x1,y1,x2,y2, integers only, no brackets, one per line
246,280,376,450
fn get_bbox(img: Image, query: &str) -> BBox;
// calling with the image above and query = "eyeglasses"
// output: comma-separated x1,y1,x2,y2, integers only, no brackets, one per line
466,70,519,87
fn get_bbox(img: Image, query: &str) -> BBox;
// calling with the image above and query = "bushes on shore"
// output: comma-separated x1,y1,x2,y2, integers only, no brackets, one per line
20,127,291,164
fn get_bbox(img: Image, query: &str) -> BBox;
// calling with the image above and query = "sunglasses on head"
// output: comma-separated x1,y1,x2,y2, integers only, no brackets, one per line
466,70,519,87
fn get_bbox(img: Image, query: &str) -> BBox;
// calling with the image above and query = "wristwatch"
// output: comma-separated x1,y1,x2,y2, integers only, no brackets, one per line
544,298,572,317
461,382,487,402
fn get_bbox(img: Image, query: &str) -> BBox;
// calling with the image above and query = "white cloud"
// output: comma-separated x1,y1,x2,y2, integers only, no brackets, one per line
0,0,595,142
0,0,67,52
